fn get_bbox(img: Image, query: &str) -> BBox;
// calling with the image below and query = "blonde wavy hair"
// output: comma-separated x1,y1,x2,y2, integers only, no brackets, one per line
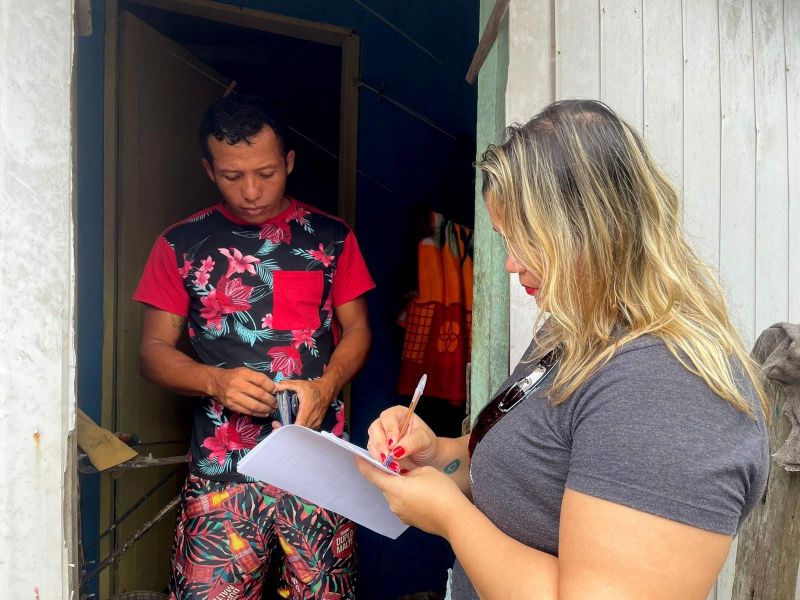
480,99,767,416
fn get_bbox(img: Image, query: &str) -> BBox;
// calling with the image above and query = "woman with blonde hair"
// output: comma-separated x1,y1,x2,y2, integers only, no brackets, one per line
357,99,769,599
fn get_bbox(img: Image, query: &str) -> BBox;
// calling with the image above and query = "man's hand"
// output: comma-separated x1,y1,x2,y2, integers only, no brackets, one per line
140,308,279,414
267,297,370,430
209,367,277,417
275,379,334,430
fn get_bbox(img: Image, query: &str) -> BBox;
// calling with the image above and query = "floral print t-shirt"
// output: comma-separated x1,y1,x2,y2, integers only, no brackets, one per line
134,198,375,482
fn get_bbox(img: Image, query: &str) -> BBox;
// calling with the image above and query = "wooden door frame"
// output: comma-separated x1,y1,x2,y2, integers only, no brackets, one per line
101,0,360,593
469,0,509,422
102,0,361,451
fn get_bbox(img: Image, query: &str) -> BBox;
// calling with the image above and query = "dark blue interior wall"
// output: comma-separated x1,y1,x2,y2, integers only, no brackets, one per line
75,1,106,596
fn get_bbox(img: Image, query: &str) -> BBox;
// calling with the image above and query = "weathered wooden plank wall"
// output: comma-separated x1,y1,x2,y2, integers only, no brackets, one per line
504,1,799,597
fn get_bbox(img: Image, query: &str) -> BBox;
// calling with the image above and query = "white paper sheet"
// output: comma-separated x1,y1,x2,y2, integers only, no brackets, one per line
236,425,408,539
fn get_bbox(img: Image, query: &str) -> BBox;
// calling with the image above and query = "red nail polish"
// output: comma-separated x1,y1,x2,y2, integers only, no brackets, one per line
400,468,409,475
393,446,405,458
380,453,386,462
387,438,394,447
390,461,400,472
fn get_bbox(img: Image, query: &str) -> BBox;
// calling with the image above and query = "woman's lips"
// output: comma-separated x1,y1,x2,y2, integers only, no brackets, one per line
524,286,538,296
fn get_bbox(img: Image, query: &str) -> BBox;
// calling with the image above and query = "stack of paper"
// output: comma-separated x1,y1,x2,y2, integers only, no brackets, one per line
237,425,408,539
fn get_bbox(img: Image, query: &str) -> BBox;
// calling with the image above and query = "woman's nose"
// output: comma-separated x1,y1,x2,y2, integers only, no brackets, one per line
505,254,519,274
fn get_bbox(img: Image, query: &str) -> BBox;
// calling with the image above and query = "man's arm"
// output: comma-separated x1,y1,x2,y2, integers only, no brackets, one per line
276,296,371,428
139,306,277,416
321,296,372,399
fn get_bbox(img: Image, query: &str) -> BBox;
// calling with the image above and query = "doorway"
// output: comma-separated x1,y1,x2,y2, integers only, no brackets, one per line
99,1,359,594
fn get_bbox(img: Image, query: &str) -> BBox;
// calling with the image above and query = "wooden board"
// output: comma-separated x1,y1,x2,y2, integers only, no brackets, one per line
338,33,360,229
131,0,352,46
111,10,229,593
642,0,683,190
719,0,758,348
753,0,789,335
716,9,756,585
682,0,721,271
732,385,800,600
101,2,120,596
471,0,510,418
600,0,643,131
506,0,552,367
467,0,511,84
555,0,601,99
506,0,553,125
788,0,800,326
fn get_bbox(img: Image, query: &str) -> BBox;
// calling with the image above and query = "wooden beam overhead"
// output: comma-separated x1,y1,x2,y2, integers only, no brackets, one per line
127,0,353,46
466,0,510,84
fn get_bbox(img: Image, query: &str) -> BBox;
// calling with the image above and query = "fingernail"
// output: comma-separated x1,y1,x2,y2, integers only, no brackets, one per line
390,461,400,472
380,453,386,462
393,446,405,458
400,468,409,475
387,438,394,447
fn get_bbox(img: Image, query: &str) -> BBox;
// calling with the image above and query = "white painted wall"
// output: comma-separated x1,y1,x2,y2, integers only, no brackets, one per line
505,1,799,598
0,1,76,596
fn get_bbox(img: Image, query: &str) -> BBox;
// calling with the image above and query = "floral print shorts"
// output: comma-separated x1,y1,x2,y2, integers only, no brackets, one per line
169,473,357,600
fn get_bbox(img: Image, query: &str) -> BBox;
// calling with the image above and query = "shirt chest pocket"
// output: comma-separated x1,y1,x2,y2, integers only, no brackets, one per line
272,270,324,330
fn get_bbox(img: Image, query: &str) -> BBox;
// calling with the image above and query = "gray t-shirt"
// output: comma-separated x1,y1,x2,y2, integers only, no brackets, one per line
451,335,768,599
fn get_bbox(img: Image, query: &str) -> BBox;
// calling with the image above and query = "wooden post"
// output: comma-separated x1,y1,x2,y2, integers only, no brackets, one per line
732,392,800,598
470,0,510,422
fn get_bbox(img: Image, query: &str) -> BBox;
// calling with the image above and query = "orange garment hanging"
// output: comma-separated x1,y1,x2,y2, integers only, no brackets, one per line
398,212,473,407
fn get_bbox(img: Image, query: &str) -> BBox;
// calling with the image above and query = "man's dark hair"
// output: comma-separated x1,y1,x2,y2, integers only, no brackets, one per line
199,94,291,162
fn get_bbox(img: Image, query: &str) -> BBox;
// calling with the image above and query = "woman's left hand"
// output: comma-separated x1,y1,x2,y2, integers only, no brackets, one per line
355,458,473,538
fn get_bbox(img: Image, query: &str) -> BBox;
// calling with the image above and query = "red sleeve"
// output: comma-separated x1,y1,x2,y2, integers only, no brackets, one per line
132,236,190,317
331,230,375,307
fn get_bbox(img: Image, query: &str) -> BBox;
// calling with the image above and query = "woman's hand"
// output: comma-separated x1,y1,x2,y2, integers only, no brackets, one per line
355,458,473,538
365,406,438,472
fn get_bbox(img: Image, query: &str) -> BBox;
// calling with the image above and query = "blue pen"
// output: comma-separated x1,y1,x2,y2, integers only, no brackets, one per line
384,374,427,468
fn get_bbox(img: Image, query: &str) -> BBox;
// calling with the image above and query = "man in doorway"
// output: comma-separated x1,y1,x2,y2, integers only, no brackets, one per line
134,94,373,599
